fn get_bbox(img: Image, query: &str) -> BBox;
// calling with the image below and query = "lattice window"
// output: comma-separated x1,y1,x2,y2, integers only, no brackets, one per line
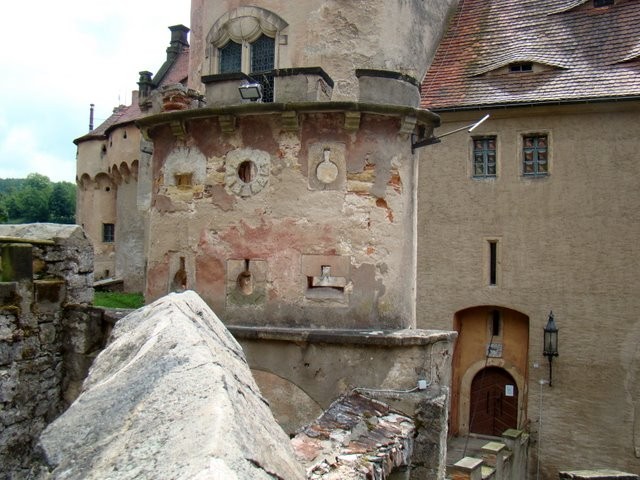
523,135,548,176
103,223,115,243
219,41,242,74
250,35,275,102
473,137,497,177
250,35,275,73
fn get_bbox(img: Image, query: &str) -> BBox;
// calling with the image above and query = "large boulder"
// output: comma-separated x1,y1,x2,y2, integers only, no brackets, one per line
35,291,305,480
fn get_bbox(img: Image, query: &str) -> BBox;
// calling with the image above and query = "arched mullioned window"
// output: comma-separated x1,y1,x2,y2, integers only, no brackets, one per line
207,7,287,102
219,40,242,74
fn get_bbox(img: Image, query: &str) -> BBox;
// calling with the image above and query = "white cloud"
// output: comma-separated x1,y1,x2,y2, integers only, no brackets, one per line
0,0,191,181
0,126,75,182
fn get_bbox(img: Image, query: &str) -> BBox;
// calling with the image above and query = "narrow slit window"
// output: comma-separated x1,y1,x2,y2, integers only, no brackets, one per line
489,241,498,286
491,310,501,336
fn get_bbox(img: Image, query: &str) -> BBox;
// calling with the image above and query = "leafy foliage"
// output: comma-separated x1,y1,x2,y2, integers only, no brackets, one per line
0,174,76,224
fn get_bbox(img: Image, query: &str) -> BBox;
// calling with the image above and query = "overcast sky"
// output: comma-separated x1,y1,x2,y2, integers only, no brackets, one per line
0,1,191,183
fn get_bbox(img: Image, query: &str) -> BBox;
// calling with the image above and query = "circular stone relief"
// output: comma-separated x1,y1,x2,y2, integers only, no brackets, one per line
224,148,270,197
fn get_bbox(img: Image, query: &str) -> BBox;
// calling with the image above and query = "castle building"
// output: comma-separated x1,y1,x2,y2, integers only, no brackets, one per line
418,0,640,477
74,25,190,291
74,0,640,477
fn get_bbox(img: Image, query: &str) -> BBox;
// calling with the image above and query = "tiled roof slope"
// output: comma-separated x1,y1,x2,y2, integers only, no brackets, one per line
421,0,640,110
74,48,189,144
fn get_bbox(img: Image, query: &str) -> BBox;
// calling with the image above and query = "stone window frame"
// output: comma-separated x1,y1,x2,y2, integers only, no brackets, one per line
521,132,550,177
471,135,497,178
206,7,288,77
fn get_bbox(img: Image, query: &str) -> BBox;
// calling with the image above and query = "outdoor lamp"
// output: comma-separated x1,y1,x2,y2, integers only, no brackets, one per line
543,311,559,386
238,83,262,101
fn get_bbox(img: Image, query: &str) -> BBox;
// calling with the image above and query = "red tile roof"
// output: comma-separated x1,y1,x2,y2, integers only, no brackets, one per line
74,48,189,144
421,0,640,110
291,392,415,478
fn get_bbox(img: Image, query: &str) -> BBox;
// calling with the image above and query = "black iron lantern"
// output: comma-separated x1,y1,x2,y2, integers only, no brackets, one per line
543,311,559,386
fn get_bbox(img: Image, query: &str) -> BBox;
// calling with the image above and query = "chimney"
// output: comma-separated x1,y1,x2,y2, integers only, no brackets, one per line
89,103,94,131
166,25,190,61
137,71,154,102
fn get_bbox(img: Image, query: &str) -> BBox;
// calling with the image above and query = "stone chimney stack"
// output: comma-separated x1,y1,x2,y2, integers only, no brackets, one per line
137,71,153,107
166,25,190,61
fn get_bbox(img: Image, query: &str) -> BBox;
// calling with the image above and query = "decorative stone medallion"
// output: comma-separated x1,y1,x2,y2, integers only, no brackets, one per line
308,142,346,191
224,148,270,197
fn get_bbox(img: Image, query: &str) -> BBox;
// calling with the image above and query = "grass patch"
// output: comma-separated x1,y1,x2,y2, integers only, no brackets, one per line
94,292,145,309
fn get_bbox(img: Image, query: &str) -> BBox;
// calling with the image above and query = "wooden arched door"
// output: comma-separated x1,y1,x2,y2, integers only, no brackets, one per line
469,367,518,436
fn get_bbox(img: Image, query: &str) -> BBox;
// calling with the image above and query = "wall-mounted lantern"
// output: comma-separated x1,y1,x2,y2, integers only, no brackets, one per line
543,311,559,386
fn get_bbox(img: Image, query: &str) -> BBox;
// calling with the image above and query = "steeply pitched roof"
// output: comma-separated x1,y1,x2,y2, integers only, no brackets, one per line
421,0,640,110
74,29,190,145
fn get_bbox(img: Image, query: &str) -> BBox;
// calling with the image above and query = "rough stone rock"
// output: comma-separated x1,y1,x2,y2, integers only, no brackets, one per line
35,291,305,480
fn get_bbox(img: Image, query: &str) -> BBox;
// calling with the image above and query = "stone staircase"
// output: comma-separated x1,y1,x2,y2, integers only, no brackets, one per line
447,429,529,480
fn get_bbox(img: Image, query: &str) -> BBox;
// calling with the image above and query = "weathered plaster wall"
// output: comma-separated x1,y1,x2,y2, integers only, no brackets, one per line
144,109,420,329
114,166,145,292
188,0,459,99
76,123,145,291
416,103,640,476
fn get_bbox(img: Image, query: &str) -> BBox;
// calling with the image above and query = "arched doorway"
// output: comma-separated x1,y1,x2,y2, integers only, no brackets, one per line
451,306,529,436
469,367,518,436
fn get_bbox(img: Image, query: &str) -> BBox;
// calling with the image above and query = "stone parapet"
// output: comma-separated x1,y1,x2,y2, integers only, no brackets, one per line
559,471,639,480
0,224,96,479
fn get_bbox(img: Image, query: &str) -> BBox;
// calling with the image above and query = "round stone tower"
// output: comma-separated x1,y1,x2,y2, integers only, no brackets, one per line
140,0,458,329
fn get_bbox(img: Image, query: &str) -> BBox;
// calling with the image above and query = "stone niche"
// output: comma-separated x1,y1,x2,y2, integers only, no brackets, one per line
307,142,346,191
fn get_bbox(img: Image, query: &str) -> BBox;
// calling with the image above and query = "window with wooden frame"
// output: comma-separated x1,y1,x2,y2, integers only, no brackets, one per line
473,136,497,177
522,134,548,176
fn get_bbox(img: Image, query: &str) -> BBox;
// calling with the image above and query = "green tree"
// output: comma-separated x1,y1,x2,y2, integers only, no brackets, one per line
0,194,8,223
15,173,53,222
49,182,76,224
0,174,77,224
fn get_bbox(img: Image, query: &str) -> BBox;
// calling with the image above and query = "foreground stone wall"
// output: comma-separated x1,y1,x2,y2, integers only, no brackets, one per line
0,224,97,479
35,291,305,480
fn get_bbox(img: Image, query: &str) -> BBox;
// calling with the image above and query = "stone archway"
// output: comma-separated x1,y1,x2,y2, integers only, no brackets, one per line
451,306,529,436
251,369,323,435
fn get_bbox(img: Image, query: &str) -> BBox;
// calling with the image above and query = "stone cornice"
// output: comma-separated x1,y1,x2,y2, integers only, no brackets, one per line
136,101,441,133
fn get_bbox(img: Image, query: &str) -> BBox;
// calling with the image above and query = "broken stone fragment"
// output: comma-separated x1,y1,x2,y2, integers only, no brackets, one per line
35,291,305,480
